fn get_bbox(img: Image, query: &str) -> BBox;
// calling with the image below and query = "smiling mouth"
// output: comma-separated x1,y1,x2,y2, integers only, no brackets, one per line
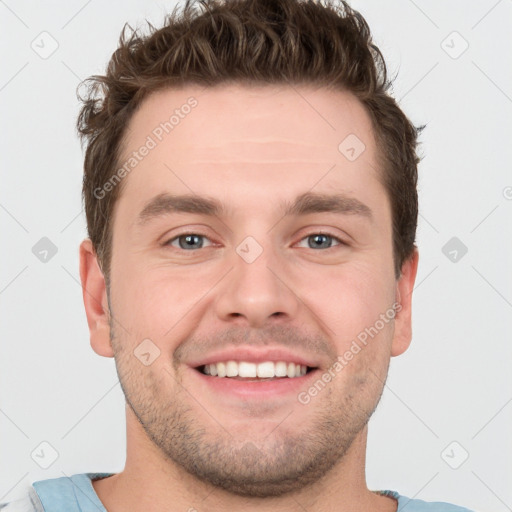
195,360,317,380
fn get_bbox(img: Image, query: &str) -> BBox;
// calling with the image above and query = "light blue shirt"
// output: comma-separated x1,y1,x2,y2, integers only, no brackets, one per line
0,473,476,511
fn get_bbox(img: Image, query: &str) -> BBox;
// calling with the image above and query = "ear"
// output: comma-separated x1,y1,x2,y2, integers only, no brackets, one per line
79,239,114,358
391,248,419,357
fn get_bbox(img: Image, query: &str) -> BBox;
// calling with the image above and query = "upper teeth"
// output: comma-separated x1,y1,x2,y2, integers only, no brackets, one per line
202,361,308,378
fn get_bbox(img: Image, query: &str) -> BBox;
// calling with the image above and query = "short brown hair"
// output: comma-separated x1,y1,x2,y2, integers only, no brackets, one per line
77,0,423,285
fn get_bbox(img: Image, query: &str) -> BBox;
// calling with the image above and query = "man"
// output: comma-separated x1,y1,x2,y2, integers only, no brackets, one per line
1,0,476,510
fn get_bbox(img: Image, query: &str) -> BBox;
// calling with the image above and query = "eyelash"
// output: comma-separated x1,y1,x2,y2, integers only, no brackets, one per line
163,231,347,251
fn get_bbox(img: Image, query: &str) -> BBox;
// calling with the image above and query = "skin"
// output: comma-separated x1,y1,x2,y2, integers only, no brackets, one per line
80,83,419,512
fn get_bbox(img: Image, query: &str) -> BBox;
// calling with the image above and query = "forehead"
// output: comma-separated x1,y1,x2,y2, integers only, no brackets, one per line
115,83,387,221
122,83,377,162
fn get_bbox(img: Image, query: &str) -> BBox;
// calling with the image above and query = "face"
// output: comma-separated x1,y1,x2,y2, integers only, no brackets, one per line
82,83,417,498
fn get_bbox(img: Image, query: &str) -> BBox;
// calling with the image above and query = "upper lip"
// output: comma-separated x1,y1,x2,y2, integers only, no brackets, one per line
187,347,322,369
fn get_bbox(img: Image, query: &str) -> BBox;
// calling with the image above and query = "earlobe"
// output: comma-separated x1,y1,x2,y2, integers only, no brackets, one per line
79,239,114,358
390,248,419,357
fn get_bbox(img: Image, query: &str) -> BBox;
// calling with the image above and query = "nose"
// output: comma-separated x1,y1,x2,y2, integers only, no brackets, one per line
213,238,301,329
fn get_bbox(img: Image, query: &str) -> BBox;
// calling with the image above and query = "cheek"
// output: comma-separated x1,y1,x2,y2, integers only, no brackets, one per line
111,238,395,351
305,261,395,344
111,263,216,351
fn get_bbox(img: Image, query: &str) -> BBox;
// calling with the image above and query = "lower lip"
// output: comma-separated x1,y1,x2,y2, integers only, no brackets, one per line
189,367,319,399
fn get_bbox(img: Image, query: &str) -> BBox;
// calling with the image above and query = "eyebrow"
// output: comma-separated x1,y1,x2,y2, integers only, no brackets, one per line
136,191,373,225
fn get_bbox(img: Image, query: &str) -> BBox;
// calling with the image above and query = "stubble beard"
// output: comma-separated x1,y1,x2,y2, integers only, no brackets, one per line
109,323,387,498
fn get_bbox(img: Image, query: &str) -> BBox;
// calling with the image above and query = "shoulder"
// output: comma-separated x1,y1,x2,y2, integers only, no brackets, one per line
0,487,44,512
379,491,477,512
400,498,476,512
0,472,113,512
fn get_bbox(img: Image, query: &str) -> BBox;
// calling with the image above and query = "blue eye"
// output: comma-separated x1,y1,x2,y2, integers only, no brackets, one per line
164,232,345,252
296,233,344,250
166,234,213,250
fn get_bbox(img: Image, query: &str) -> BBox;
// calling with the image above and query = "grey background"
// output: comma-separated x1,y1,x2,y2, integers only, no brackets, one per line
1,1,511,510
